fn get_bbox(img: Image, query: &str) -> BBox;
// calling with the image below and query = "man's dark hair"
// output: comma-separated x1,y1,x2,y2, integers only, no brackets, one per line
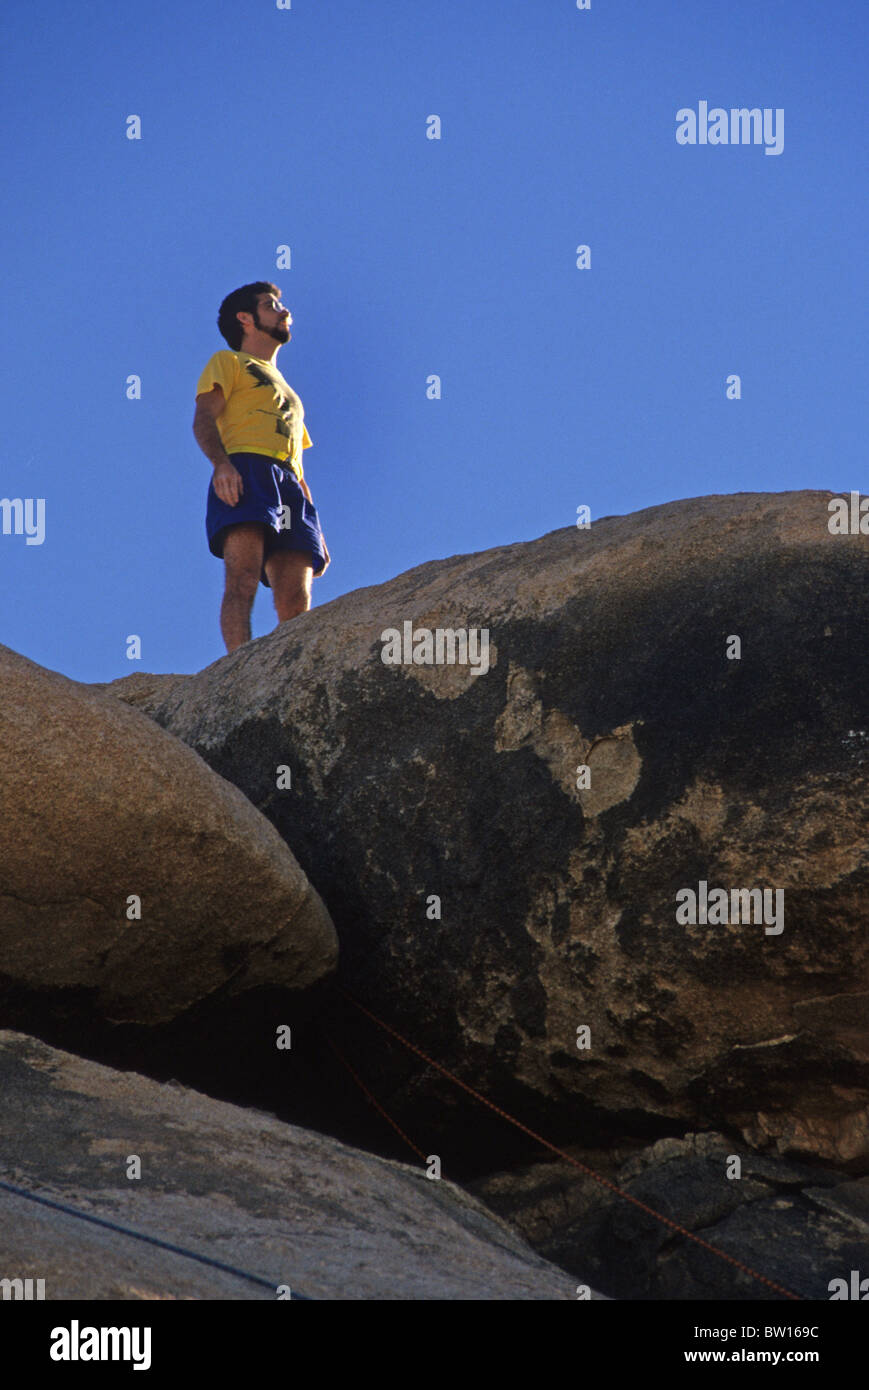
217,282,280,350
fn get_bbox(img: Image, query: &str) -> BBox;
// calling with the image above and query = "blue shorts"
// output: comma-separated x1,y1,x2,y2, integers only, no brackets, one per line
206,452,327,587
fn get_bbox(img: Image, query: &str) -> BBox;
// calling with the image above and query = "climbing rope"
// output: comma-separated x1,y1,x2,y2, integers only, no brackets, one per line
0,1178,311,1300
339,988,804,1302
325,1033,428,1161
1,997,807,1303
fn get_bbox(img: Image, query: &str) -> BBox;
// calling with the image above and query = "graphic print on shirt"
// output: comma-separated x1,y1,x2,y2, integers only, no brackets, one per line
244,359,296,449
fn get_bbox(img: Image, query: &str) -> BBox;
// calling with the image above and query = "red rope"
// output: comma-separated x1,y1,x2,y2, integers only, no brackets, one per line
339,988,803,1302
325,1033,428,1161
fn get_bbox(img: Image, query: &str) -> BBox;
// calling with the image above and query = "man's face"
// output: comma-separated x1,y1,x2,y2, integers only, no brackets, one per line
250,293,292,343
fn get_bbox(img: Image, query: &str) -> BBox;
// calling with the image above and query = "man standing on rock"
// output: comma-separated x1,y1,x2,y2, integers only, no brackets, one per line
193,282,330,653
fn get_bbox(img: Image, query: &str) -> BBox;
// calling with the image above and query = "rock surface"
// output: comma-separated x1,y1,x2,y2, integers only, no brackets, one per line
0,644,337,1025
470,1132,869,1301
98,492,869,1169
0,1030,593,1300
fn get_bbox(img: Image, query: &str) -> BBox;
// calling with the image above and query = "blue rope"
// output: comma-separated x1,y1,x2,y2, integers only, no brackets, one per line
0,1178,311,1300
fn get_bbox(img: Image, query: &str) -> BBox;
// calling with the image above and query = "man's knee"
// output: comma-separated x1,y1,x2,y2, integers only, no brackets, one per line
224,566,260,602
266,552,313,616
275,582,310,619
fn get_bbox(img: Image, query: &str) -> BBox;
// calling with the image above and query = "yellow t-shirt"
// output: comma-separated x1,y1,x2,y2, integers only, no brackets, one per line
195,349,312,481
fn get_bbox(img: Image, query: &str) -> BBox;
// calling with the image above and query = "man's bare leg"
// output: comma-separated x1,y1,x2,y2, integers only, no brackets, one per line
221,523,267,652
264,549,314,625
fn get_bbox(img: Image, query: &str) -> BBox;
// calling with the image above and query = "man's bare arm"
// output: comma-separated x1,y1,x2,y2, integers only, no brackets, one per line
193,386,243,505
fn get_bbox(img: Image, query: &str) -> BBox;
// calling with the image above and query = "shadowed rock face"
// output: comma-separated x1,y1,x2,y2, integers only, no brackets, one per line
469,1133,869,1301
0,1030,592,1301
100,492,869,1170
0,645,337,1025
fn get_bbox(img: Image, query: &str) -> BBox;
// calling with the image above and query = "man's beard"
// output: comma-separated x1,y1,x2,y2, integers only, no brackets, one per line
253,310,290,343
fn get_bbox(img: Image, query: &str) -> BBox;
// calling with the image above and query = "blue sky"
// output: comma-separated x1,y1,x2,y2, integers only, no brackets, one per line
1,0,865,683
